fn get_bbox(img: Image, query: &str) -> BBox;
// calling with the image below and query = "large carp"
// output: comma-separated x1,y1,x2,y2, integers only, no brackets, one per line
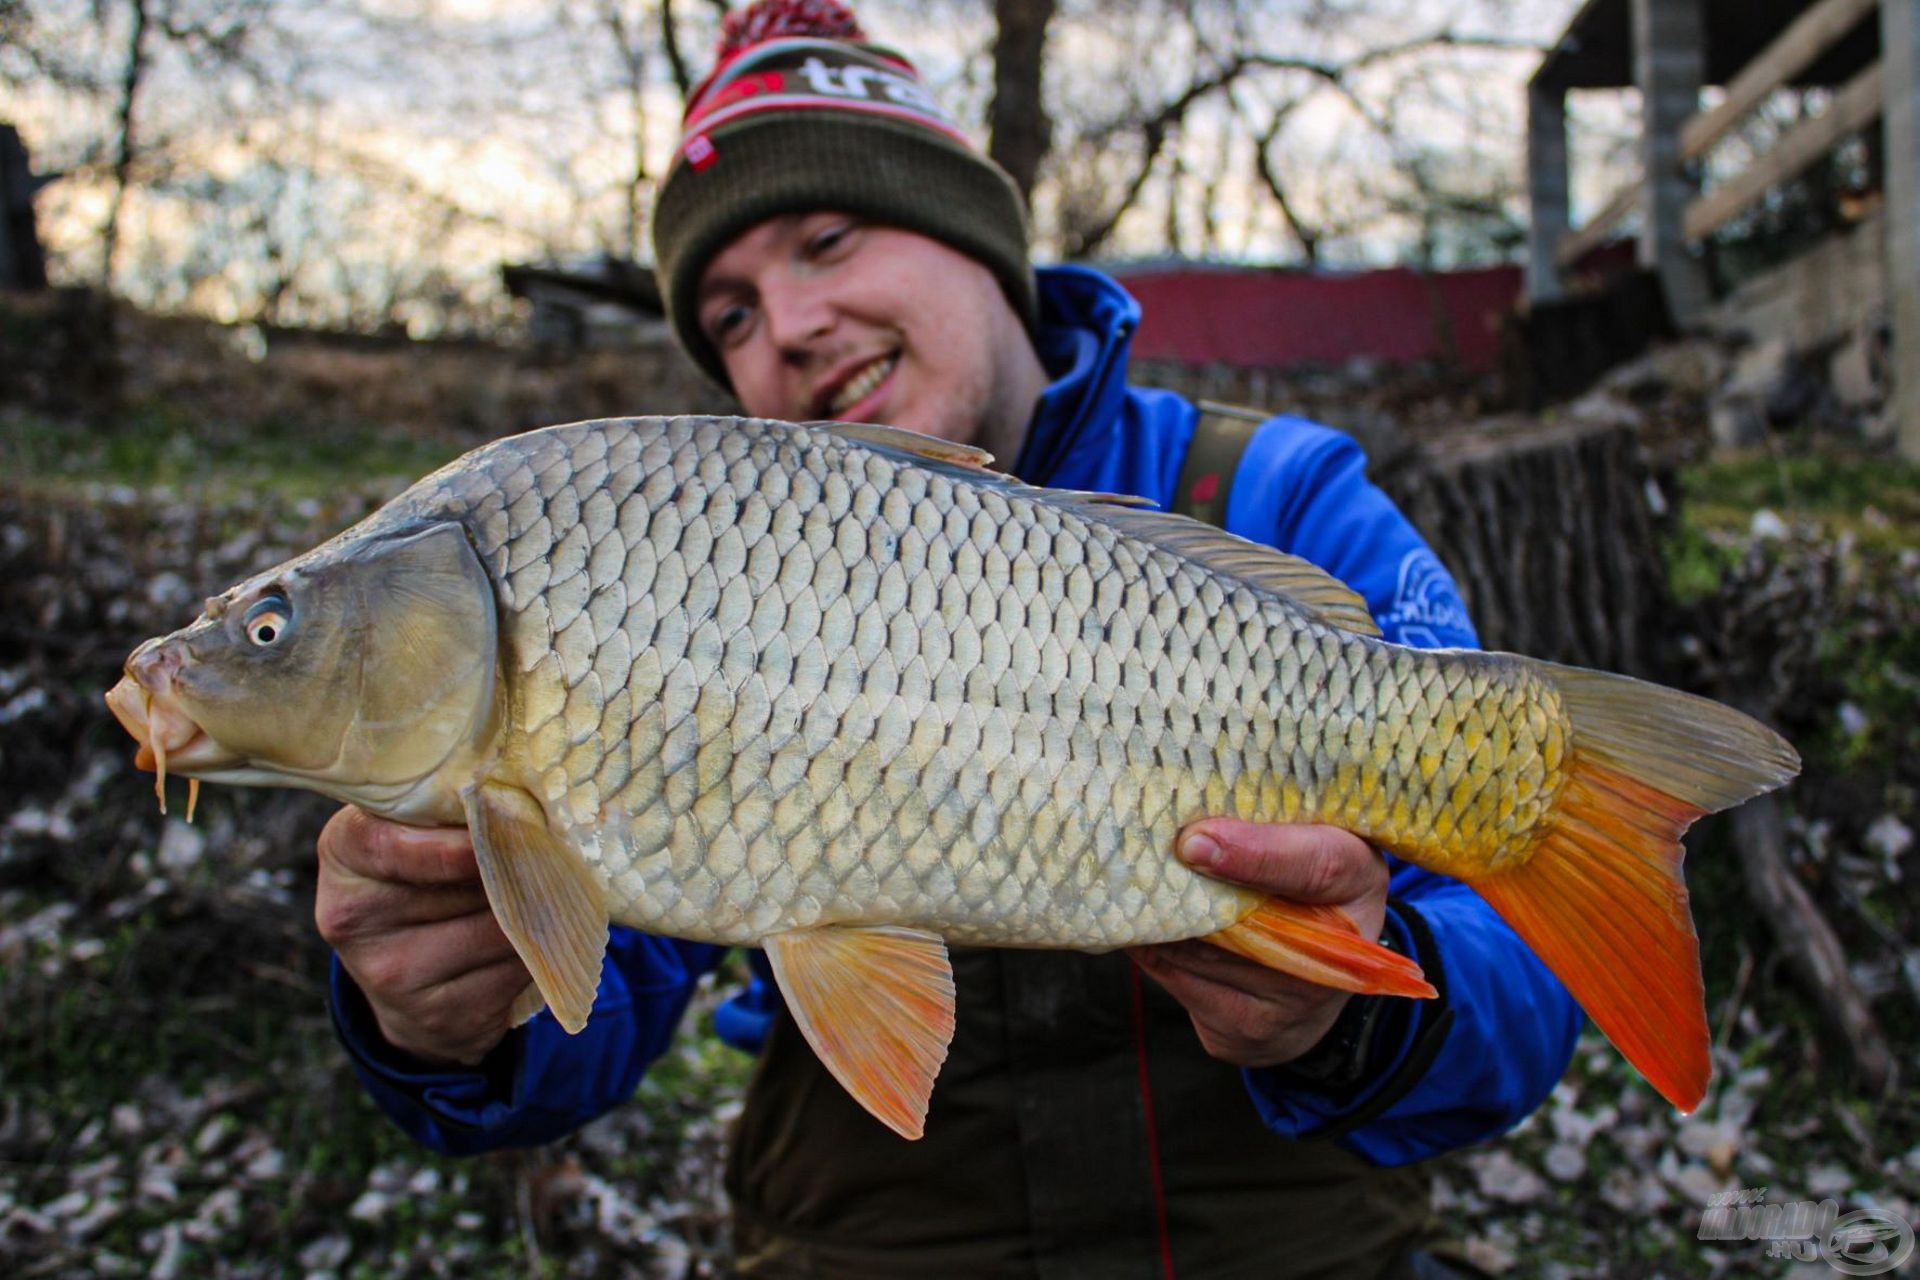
107,416,1798,1136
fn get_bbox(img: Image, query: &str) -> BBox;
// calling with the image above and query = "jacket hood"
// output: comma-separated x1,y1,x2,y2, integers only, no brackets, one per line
1013,265,1140,483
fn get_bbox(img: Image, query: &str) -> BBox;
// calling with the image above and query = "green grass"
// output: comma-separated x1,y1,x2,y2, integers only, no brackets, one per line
0,401,466,502
1678,448,1920,545
638,988,760,1119
1664,447,1920,603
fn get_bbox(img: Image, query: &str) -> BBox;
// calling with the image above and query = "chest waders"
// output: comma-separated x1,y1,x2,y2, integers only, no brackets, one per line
725,407,1444,1280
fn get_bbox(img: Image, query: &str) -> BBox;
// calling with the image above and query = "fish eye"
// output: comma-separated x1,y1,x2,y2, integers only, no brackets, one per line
244,595,293,647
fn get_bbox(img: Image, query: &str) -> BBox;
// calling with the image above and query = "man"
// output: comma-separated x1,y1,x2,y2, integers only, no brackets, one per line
318,4,1582,1276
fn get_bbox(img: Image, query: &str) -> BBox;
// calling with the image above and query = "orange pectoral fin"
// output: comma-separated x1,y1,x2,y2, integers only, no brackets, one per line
1469,756,1711,1114
762,925,957,1141
1203,898,1437,1000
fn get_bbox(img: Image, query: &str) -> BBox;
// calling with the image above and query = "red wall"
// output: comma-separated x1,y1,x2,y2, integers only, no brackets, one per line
1111,263,1524,372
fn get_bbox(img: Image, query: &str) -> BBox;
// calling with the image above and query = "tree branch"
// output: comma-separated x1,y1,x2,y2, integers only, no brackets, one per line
100,0,152,291
660,0,693,99
1242,92,1320,265
987,0,1054,205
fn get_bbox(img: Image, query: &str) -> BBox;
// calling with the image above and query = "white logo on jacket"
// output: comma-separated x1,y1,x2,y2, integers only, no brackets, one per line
1381,550,1471,647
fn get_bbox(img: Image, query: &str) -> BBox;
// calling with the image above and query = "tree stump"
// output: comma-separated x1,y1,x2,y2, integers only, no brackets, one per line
1380,417,1670,677
1136,364,1670,674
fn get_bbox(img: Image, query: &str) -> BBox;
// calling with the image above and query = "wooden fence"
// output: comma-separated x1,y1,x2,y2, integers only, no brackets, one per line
1554,0,1888,268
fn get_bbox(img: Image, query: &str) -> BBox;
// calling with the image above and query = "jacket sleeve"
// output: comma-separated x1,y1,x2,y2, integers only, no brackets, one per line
329,927,728,1155
1224,416,1584,1166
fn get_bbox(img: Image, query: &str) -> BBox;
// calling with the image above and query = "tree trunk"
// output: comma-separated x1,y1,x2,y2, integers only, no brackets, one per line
660,0,694,99
1130,365,1670,673
1385,423,1897,1090
1379,419,1669,676
1120,366,1897,1089
100,0,152,293
1,123,51,290
988,0,1054,206
0,289,121,419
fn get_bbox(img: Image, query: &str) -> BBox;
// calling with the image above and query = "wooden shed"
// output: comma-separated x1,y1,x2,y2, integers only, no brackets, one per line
1525,0,1919,457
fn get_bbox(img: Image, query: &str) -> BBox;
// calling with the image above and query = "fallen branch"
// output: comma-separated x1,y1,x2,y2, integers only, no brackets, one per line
1728,789,1895,1094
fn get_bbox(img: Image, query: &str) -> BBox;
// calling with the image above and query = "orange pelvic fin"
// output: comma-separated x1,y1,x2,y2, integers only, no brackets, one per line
1470,755,1711,1112
1203,898,1437,999
763,924,956,1141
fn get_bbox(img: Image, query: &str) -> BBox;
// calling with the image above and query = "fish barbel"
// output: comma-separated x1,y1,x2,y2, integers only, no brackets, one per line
106,416,1799,1136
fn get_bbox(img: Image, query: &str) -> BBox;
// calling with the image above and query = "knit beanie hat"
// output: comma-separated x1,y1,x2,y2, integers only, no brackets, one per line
651,0,1036,388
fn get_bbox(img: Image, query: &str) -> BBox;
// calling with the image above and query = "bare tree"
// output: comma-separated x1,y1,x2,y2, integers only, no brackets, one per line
601,0,656,261
987,0,1053,206
659,0,694,97
1037,0,1546,263
68,0,283,292
6,0,1562,333
1246,97,1323,265
97,0,151,288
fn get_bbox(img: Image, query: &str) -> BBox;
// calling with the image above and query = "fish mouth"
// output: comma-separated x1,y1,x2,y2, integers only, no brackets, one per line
106,640,240,819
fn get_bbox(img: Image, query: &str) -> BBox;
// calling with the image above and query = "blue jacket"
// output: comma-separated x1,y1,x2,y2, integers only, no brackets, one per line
331,264,1581,1168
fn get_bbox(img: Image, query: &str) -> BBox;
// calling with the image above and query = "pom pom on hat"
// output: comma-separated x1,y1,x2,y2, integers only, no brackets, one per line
716,0,866,61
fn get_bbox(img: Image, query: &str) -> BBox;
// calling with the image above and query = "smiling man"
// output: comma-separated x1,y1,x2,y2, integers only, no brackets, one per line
692,216,1047,463
316,3,1581,1277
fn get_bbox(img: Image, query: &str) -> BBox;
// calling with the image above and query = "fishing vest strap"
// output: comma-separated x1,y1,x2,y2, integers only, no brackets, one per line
1172,400,1267,527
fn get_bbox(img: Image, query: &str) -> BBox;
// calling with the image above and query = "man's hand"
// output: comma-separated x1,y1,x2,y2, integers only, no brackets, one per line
316,806,530,1067
1131,820,1390,1069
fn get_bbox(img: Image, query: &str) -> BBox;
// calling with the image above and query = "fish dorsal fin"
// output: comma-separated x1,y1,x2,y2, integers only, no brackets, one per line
762,924,956,1140
463,780,610,1034
1046,489,1159,508
814,420,1377,636
818,421,996,470
818,422,1158,508
1069,504,1382,637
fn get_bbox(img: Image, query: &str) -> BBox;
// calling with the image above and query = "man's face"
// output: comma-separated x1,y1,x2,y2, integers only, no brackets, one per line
694,213,1040,450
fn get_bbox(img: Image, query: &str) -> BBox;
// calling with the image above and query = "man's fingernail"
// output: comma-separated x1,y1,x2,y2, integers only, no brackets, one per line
1180,833,1220,867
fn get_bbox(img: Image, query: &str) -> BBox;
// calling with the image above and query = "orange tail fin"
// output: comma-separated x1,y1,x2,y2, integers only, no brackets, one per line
1471,757,1710,1110
1469,664,1801,1114
1204,898,1437,1000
